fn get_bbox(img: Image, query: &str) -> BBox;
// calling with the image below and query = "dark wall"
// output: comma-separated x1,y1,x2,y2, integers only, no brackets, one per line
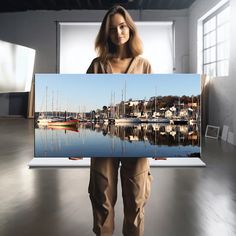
0,94,9,116
0,93,28,118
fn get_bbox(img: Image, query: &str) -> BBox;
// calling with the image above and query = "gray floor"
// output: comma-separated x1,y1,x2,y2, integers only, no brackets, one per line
0,118,236,236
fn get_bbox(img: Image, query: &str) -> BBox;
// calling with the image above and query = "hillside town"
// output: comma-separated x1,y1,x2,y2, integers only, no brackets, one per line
76,95,200,125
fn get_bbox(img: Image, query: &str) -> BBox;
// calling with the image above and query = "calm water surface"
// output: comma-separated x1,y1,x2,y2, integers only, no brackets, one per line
35,123,200,157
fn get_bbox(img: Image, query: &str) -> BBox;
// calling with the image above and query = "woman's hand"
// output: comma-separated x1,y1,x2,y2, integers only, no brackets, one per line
68,157,84,160
152,157,167,160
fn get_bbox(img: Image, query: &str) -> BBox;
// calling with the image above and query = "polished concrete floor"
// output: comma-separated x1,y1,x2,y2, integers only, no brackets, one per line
0,118,236,236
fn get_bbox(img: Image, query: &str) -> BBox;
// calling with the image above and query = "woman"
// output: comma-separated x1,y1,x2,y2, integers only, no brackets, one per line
87,5,152,236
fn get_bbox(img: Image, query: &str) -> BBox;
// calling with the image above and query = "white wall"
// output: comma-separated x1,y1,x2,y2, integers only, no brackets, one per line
189,0,236,145
0,11,105,73
230,0,236,145
0,9,189,73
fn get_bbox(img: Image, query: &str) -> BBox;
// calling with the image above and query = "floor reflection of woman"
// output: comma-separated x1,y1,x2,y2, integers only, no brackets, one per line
87,5,153,236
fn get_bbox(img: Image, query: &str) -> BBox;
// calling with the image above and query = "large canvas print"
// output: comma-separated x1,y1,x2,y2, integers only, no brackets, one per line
34,74,200,158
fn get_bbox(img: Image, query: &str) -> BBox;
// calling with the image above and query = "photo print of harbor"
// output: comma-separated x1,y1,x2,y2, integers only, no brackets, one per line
34,74,201,158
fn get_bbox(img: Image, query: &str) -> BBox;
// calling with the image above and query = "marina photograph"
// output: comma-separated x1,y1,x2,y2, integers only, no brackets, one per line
34,74,201,158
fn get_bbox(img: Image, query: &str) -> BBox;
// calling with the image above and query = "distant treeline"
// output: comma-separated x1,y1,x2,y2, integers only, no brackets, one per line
146,95,200,109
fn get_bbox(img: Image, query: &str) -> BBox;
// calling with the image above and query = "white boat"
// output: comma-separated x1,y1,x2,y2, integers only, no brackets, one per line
129,135,139,141
147,117,170,123
37,116,64,125
115,117,141,124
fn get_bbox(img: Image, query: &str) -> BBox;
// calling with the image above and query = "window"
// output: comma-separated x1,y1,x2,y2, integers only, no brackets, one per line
202,3,230,77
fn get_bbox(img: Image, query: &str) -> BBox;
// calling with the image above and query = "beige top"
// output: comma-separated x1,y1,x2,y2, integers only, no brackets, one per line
86,56,152,74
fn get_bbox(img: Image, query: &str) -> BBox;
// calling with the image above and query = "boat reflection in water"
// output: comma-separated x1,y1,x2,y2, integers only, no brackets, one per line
35,122,200,157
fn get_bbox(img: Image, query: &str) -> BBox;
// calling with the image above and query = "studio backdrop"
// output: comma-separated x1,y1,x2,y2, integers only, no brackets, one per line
58,21,174,73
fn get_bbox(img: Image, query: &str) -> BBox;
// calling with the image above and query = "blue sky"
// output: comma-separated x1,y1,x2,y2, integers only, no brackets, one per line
35,74,200,112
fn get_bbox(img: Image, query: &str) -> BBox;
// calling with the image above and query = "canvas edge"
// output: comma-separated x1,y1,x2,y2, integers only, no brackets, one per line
28,157,206,168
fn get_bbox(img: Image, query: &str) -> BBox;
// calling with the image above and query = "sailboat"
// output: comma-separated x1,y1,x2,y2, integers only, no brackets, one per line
37,86,65,125
37,116,64,125
114,80,141,124
115,116,141,124
47,116,78,126
147,87,170,124
37,87,78,126
147,117,170,123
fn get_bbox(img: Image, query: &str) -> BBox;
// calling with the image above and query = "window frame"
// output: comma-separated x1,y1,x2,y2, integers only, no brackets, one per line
202,2,230,77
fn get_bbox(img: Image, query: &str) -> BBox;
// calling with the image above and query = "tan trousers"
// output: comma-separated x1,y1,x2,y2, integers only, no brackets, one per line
88,158,152,236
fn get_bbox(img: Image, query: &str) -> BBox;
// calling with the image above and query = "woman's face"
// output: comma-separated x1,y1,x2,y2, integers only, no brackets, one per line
109,13,130,46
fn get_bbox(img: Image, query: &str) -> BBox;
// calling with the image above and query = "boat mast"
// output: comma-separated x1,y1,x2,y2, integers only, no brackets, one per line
155,86,157,117
124,80,126,116
56,90,58,117
110,91,112,118
178,96,180,116
121,89,123,117
52,90,54,117
46,86,48,118
192,95,194,119
113,92,115,118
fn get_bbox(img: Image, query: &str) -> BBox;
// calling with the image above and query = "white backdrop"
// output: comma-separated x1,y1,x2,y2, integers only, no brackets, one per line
59,21,174,73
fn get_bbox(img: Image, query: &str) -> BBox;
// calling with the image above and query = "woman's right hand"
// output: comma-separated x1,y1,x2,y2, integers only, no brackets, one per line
68,157,84,160
152,157,167,160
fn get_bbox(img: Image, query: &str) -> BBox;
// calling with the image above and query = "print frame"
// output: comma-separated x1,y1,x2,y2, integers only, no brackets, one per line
34,73,201,158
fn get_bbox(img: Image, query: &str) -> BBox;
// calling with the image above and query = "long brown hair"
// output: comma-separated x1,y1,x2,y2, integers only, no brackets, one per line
95,5,143,61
